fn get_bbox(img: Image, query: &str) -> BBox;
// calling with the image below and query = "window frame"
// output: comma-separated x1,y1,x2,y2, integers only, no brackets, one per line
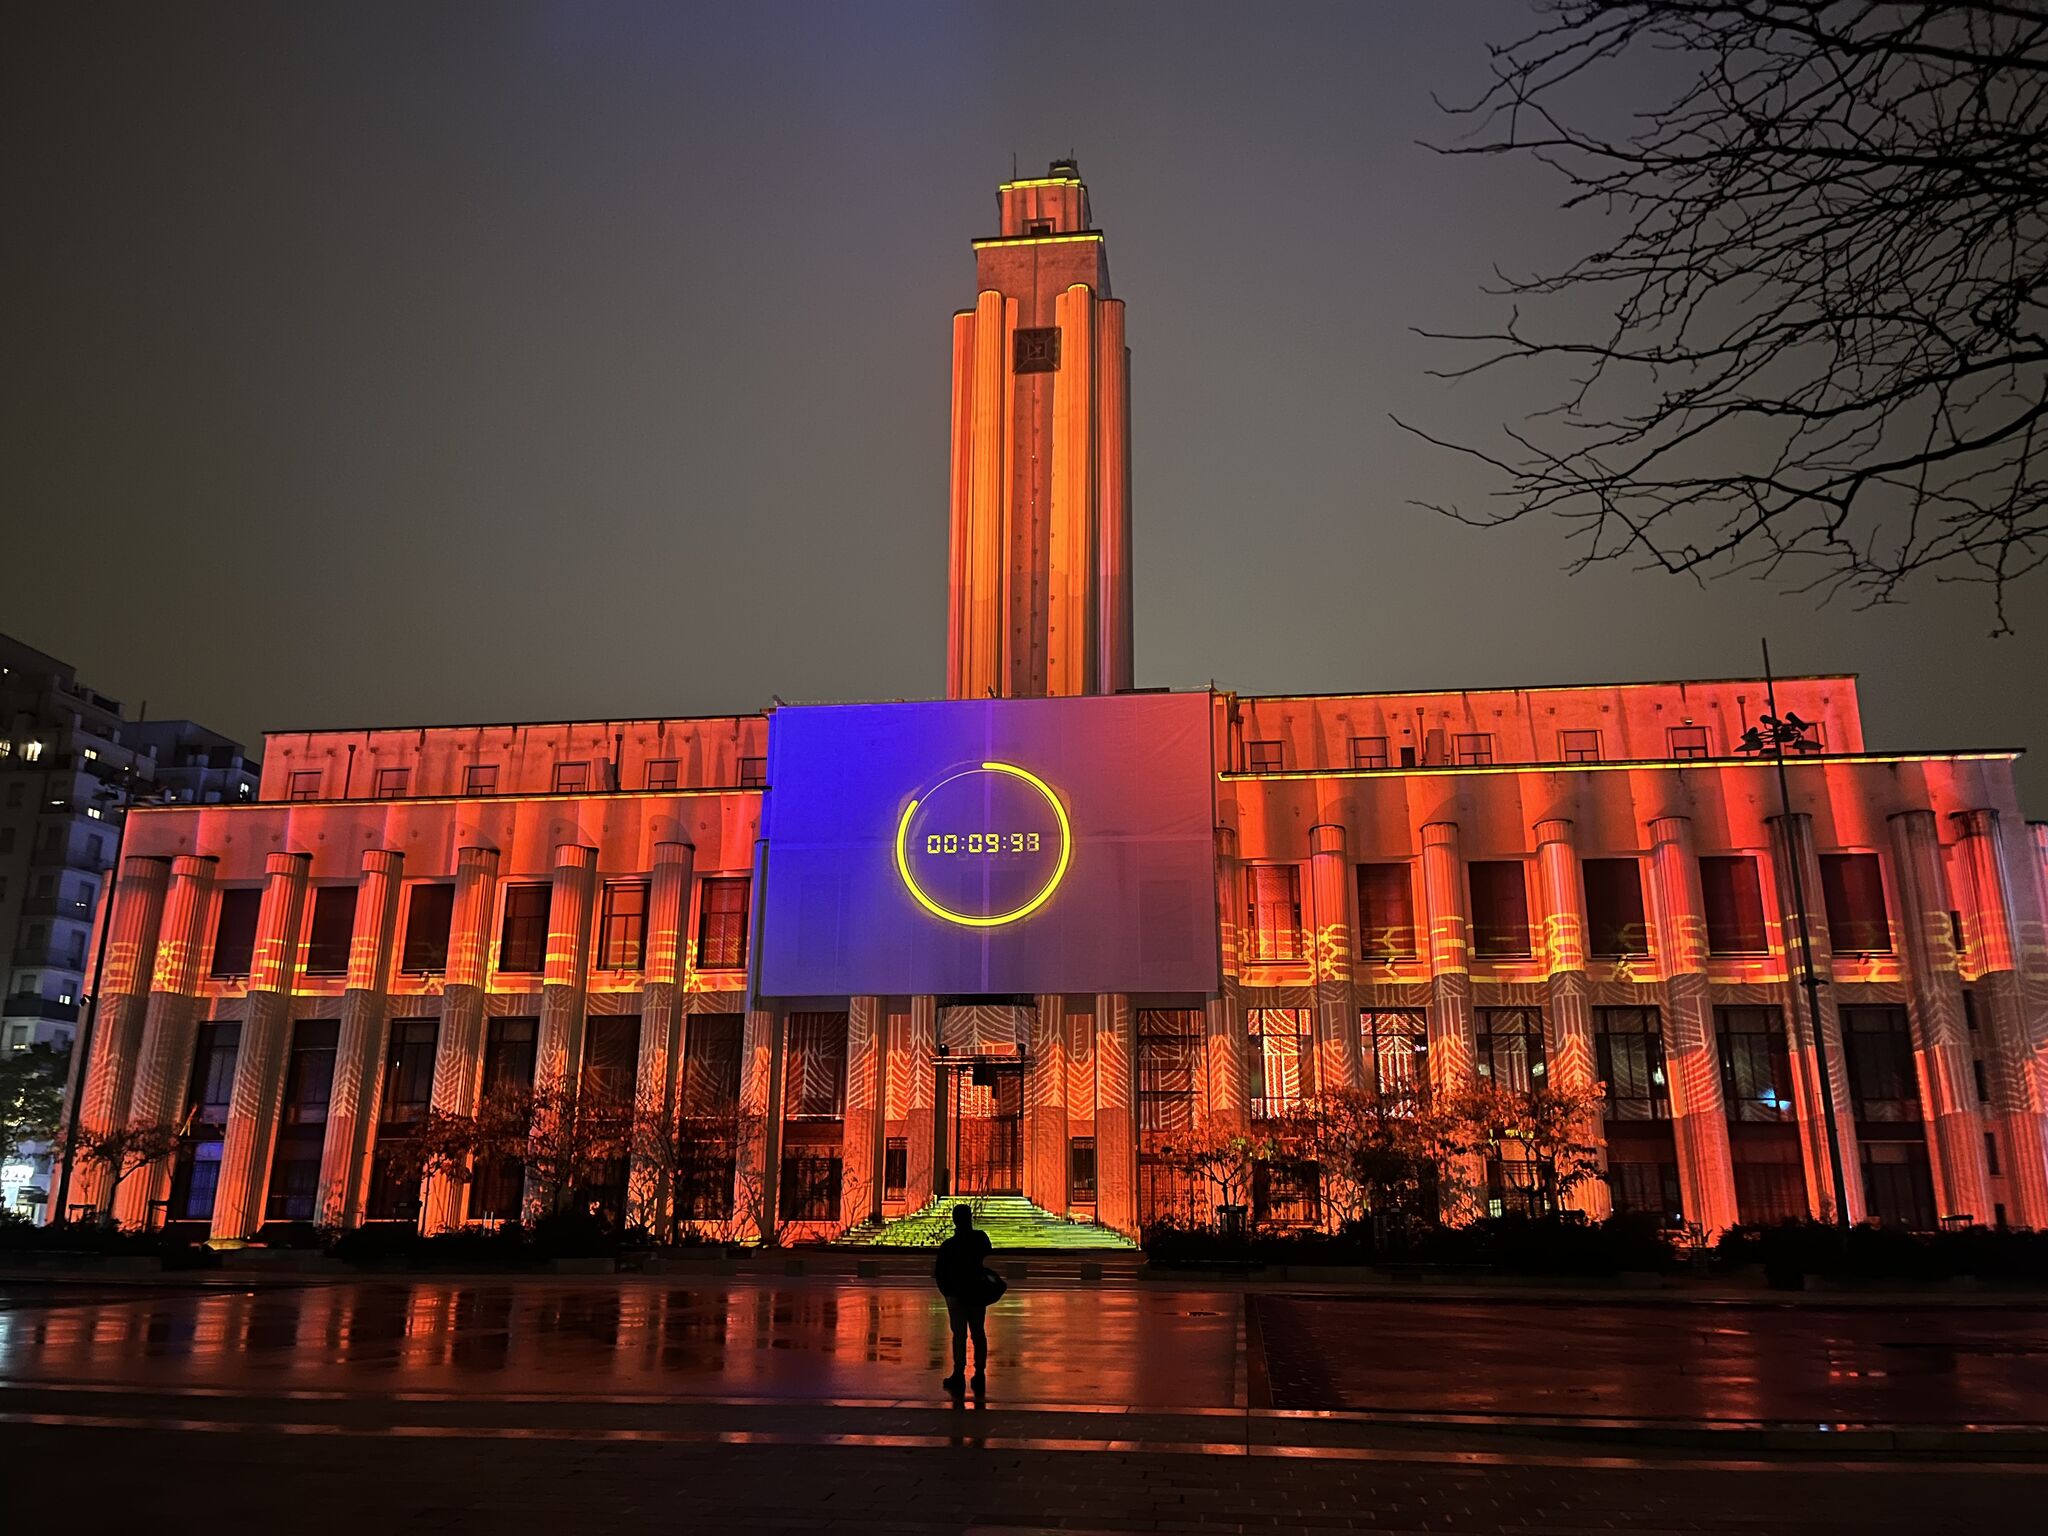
1454,732,1495,766
694,876,752,972
1243,863,1305,962
496,882,552,975
373,767,409,800
1355,862,1418,961
1668,725,1711,760
288,770,323,802
1559,729,1602,764
463,764,499,795
1349,735,1388,770
1245,739,1286,774
596,879,650,971
1467,860,1533,958
552,761,592,794
645,758,680,791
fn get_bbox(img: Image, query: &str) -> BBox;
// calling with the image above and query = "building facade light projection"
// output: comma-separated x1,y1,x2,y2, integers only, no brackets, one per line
53,161,2048,1248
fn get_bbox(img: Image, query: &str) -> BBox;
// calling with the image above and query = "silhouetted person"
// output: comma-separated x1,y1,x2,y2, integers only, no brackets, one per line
933,1202,998,1394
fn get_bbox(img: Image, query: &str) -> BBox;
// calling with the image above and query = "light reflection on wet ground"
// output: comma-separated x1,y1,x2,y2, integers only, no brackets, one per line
0,1280,1242,1408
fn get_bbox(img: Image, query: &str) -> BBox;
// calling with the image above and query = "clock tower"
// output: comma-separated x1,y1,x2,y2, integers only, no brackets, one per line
945,160,1133,699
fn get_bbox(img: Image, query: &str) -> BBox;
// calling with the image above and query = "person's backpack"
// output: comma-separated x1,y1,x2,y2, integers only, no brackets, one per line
980,1265,1008,1305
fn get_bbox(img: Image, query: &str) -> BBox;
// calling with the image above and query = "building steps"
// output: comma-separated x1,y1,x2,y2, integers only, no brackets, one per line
837,1194,1138,1251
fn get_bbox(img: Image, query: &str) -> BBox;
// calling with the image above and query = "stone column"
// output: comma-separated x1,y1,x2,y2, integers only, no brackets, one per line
1533,819,1608,1219
1953,808,2048,1227
1094,993,1138,1234
903,995,938,1210
1025,994,1069,1209
114,854,217,1228
314,849,404,1229
1889,812,1993,1223
414,846,497,1233
1203,826,1248,1127
70,856,169,1218
1767,813,1864,1224
840,996,886,1229
1645,816,1741,1234
524,843,598,1220
210,852,313,1240
1309,821,1362,1093
734,1006,783,1242
1419,821,1480,1221
629,841,693,1232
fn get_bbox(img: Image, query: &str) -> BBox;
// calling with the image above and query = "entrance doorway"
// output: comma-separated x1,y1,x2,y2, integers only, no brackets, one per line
940,1060,1024,1195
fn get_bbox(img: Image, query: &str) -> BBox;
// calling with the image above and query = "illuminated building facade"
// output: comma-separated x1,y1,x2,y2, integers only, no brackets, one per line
60,163,2048,1242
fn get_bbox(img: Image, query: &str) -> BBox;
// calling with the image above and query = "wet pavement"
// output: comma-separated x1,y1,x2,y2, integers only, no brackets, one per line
3,1276,2046,1533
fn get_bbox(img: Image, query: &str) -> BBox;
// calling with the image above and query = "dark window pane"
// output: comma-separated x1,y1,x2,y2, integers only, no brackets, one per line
1137,1009,1201,1135
303,885,357,976
1246,740,1285,773
498,883,551,974
1716,1006,1795,1122
380,1020,439,1125
1842,1005,1921,1123
1247,1008,1312,1118
581,1015,641,1108
784,1011,848,1119
598,880,649,970
1356,863,1416,960
1583,858,1648,957
1361,1009,1429,1104
1469,862,1531,958
209,888,262,977
1595,1007,1669,1120
400,883,455,973
681,1014,743,1117
1245,865,1303,961
1821,853,1891,953
1701,856,1769,953
1475,1007,1546,1095
696,877,751,970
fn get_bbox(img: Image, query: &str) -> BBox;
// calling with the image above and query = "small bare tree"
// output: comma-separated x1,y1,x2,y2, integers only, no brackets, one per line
72,1118,186,1226
630,1105,760,1246
1407,2,2048,630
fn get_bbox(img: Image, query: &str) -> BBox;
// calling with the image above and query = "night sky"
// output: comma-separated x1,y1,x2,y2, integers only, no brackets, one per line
6,3,2042,813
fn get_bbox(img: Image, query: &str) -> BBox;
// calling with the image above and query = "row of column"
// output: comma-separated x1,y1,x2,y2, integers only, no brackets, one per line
74,839,704,1238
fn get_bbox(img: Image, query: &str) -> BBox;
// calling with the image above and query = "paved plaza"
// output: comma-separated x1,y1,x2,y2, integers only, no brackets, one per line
3,1274,2045,1533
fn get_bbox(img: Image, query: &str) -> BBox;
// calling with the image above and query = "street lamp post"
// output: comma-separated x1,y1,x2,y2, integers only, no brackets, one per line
1759,640,1853,1227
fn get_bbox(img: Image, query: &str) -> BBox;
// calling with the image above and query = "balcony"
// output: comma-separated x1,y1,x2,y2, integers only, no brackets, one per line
2,993,79,1023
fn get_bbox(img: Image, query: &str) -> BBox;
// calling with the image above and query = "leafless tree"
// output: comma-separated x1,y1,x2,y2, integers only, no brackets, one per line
1404,2,2048,631
71,1118,185,1226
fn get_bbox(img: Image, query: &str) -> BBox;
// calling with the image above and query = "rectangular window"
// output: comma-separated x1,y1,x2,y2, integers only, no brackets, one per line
681,1014,743,1117
1475,1007,1546,1095
1841,1005,1921,1123
1559,729,1601,764
1583,858,1649,957
1716,1006,1795,1122
1454,733,1494,766
1974,1057,1990,1104
552,761,590,793
739,756,768,789
597,880,650,970
1820,853,1891,953
365,1019,439,1221
1986,1130,2002,1177
1609,1161,1683,1220
303,885,358,976
1595,1007,1669,1121
1468,861,1531,958
1356,863,1417,960
399,883,455,973
695,877,751,970
784,1011,848,1119
1349,735,1388,769
470,1017,538,1222
645,758,680,791
168,1020,240,1221
374,767,409,799
1137,1009,1201,1134
265,1020,339,1223
1700,856,1769,954
884,1137,907,1201
580,1015,641,1108
1247,1008,1312,1118
289,771,322,801
1668,726,1711,760
497,883,552,974
1244,864,1304,961
1245,740,1285,773
209,888,263,977
778,1151,843,1222
463,764,499,795
1069,1137,1097,1203
1361,1009,1429,1105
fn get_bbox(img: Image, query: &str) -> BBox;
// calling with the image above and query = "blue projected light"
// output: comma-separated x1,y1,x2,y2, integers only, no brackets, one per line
756,693,1218,997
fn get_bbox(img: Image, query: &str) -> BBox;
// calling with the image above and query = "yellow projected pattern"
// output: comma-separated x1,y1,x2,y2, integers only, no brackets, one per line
894,761,1072,928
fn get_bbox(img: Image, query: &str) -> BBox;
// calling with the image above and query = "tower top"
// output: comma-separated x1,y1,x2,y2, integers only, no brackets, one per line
994,158,1093,238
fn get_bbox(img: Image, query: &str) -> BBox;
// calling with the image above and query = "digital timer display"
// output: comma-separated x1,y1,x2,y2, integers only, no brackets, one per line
894,762,1071,927
924,832,1042,855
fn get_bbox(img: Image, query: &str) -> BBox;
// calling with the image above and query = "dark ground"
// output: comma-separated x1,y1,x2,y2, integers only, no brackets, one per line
2,1276,2042,1533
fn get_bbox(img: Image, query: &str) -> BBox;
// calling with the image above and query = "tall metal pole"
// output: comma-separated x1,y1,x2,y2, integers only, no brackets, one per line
1762,640,1852,1225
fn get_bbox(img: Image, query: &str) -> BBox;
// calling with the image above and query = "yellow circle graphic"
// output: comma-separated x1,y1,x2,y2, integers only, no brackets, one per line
893,761,1072,927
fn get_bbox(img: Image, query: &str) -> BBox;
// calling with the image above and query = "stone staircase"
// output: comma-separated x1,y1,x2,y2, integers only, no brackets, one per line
837,1194,1138,1251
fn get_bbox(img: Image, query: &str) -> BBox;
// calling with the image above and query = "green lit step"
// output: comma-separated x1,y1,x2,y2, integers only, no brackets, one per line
838,1195,1137,1250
